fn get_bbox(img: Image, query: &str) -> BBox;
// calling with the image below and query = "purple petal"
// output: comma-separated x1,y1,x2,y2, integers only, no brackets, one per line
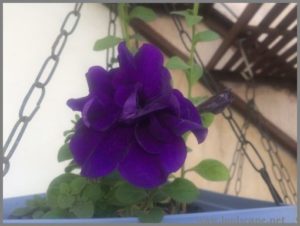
198,89,233,114
120,85,140,120
118,142,167,188
69,121,101,166
134,44,171,99
114,84,134,107
159,136,186,174
67,96,90,111
86,66,113,104
70,123,133,178
135,116,176,153
82,97,120,131
118,42,136,74
158,113,208,144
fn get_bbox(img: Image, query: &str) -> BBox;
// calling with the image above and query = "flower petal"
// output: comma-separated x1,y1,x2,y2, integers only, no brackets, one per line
69,120,101,166
67,96,90,111
159,136,186,174
135,116,175,153
118,142,167,188
198,89,233,114
118,42,135,74
134,44,171,100
82,97,120,131
70,124,133,178
86,66,113,104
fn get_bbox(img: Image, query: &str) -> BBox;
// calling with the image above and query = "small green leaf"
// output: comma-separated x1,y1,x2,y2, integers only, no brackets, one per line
114,182,147,205
190,96,208,106
189,64,203,85
64,160,79,173
129,33,145,41
166,56,190,70
194,159,230,181
93,36,122,51
187,147,193,152
201,112,215,128
193,30,220,43
32,210,45,219
171,10,189,17
129,6,157,22
81,183,103,201
11,207,35,217
57,143,72,162
47,173,79,208
186,14,203,27
57,194,75,209
42,209,69,219
59,183,70,194
162,178,198,203
138,207,164,223
152,190,169,203
63,129,74,136
70,177,87,195
70,201,94,218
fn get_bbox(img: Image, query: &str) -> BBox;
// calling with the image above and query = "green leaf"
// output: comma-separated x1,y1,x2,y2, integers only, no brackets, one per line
193,159,230,181
171,10,203,27
201,112,215,128
190,96,208,106
57,143,72,162
32,210,45,219
187,146,193,152
189,64,203,85
138,207,164,223
166,56,190,70
81,183,103,201
114,182,147,205
70,201,94,218
57,194,75,209
152,190,169,203
129,6,157,22
64,160,79,173
193,30,220,43
186,14,203,27
11,207,35,217
171,10,189,17
129,33,145,41
59,183,70,194
42,209,69,219
162,178,198,203
47,173,79,208
93,36,122,51
70,177,87,195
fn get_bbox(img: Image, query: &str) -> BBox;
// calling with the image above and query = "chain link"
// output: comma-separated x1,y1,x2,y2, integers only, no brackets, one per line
106,4,118,70
166,4,284,205
3,3,83,177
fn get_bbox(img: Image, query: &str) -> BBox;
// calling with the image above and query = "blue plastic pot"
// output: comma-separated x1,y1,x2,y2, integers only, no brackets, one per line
3,189,297,224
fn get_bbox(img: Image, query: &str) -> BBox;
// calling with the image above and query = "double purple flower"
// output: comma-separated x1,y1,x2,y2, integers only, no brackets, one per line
67,42,231,188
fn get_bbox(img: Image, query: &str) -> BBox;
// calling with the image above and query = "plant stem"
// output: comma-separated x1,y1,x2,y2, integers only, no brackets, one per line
187,3,200,99
118,3,131,49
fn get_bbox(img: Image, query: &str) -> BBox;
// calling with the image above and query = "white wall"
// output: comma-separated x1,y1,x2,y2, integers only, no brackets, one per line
3,3,122,198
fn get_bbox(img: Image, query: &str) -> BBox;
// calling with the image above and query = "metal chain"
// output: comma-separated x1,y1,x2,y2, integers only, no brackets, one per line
3,3,83,177
166,3,284,205
238,39,297,204
106,4,118,70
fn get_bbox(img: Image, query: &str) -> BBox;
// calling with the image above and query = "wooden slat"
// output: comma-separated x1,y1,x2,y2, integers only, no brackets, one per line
234,4,290,72
130,18,297,156
252,27,297,74
245,6,297,74
206,4,262,70
211,70,296,91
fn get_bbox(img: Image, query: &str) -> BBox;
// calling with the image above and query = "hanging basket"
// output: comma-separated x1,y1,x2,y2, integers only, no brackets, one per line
3,189,296,224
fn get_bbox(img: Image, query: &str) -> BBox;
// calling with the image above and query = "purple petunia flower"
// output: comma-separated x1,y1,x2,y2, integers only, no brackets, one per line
67,42,228,188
